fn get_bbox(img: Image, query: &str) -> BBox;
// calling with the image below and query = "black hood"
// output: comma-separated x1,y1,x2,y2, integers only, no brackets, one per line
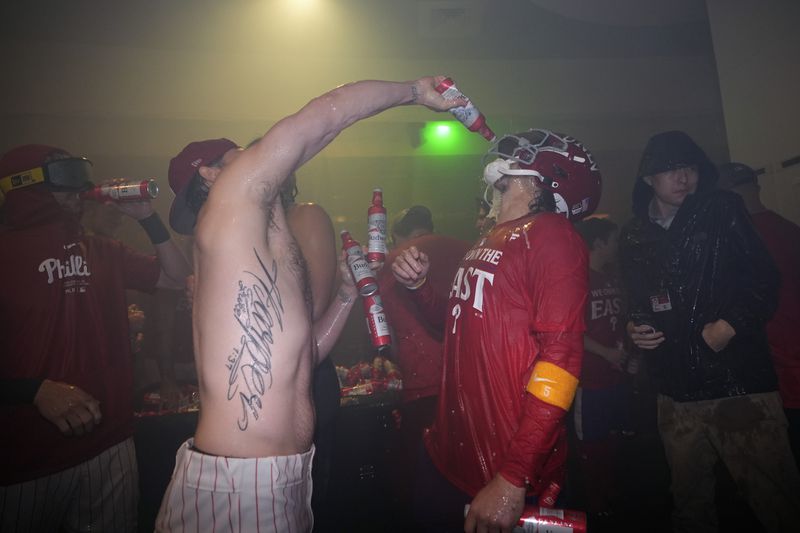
632,130,718,218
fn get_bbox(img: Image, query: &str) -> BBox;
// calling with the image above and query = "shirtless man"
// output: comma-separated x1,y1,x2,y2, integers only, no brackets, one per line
156,77,464,531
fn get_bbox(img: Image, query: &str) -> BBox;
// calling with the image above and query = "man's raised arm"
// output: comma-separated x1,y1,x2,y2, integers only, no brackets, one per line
223,78,466,207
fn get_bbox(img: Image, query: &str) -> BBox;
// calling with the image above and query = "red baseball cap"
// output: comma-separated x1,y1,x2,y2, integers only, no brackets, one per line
168,138,237,235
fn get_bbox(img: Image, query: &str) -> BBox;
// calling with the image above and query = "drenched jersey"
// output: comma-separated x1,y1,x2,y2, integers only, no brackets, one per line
421,213,588,497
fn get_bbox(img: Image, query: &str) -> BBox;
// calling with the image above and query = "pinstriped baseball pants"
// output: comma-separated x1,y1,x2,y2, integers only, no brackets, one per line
0,437,138,533
156,439,314,533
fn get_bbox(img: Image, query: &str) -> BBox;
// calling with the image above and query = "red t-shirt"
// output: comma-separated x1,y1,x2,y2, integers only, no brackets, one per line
751,211,800,408
0,221,159,484
420,213,587,497
581,269,626,390
378,234,470,403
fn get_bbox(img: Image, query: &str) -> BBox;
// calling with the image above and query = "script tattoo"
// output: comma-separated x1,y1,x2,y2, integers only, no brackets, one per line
226,249,284,431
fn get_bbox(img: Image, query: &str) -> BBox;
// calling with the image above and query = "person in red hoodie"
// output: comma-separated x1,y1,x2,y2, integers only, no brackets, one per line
0,145,190,532
718,161,800,465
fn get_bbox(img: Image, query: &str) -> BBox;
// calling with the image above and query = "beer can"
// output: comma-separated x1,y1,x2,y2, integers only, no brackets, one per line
82,178,159,202
538,481,560,508
464,503,587,533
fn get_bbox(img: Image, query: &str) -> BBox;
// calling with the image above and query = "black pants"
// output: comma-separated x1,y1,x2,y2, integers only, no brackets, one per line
411,444,472,533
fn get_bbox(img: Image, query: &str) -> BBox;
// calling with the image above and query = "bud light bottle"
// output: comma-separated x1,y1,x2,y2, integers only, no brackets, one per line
81,179,159,202
434,77,496,142
341,230,378,296
367,188,387,266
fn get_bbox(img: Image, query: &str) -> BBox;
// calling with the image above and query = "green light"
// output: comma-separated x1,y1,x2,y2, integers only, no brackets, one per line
417,120,488,155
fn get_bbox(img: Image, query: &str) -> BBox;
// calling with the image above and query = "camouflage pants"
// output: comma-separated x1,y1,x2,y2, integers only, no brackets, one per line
657,392,800,533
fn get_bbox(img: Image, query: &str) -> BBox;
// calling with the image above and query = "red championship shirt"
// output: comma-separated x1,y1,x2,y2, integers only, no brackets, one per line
378,234,471,403
751,210,800,408
417,213,588,497
0,218,159,484
581,269,626,390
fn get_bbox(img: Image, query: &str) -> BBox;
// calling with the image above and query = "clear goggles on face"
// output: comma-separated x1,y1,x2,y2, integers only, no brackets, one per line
0,157,93,203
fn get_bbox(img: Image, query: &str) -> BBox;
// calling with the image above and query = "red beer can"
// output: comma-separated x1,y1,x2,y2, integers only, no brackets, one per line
464,504,587,533
538,480,560,508
81,178,159,202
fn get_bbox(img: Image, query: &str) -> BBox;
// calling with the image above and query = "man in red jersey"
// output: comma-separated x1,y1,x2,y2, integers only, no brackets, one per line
392,130,601,532
0,144,190,532
718,162,800,465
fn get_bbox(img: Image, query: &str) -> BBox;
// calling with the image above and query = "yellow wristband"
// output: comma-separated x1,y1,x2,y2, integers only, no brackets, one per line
407,276,427,291
526,361,579,411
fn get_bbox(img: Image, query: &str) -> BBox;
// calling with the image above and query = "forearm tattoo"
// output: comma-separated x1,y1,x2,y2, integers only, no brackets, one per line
410,84,419,103
226,249,284,431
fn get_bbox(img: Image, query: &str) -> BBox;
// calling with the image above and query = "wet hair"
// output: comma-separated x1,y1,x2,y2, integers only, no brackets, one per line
574,217,618,250
529,189,556,215
184,152,228,216
185,171,210,216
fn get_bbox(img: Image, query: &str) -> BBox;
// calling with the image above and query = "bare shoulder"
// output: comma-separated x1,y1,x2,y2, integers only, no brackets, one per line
288,202,333,228
286,203,335,245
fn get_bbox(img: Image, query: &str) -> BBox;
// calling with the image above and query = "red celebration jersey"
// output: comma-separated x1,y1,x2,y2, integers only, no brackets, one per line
416,213,588,496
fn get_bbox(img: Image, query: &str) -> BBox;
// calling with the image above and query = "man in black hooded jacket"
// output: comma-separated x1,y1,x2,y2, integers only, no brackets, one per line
619,130,800,532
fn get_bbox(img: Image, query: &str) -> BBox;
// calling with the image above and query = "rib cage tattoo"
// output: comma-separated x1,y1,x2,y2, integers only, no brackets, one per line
226,249,284,431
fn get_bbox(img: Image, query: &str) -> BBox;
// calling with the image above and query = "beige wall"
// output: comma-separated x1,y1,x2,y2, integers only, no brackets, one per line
1,0,728,240
707,0,800,224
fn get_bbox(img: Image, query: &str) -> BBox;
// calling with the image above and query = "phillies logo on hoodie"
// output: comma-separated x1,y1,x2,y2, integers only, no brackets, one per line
38,245,92,286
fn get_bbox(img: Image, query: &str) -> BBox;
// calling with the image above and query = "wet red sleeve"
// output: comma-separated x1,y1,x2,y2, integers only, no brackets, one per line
499,218,587,489
499,393,568,490
498,331,583,489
